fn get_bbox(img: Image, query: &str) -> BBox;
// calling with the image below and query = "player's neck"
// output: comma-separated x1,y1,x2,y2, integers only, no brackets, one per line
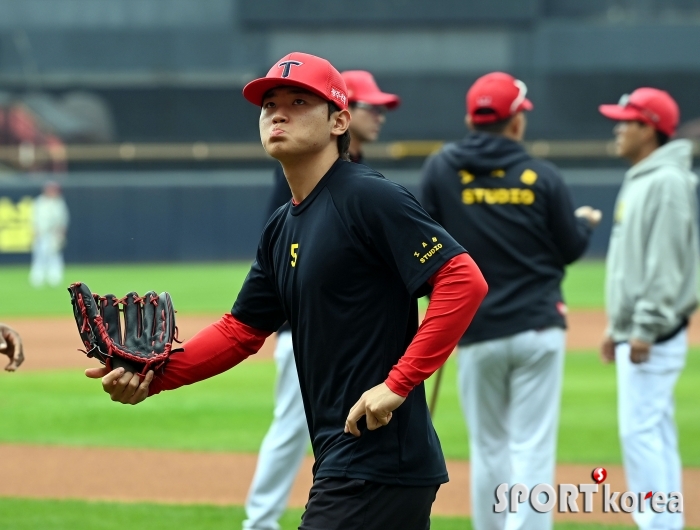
281,144,341,203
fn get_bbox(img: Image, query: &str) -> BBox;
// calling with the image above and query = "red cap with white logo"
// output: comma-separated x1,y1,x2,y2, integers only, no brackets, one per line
467,72,533,124
598,88,679,137
242,52,349,110
341,70,400,109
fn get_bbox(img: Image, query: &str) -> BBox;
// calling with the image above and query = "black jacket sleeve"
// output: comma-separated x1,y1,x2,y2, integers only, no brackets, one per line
545,167,593,264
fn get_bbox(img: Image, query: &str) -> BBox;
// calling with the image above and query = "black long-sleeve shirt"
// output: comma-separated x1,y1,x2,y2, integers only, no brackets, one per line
420,132,592,345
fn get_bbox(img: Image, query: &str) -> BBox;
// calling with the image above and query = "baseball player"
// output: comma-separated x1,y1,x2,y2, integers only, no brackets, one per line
599,88,697,530
0,323,24,371
419,72,601,530
29,181,69,288
244,70,400,530
86,52,488,530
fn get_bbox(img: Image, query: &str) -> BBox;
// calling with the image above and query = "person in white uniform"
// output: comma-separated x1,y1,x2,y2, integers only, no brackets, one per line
419,72,602,530
243,70,400,530
599,87,697,530
29,181,69,288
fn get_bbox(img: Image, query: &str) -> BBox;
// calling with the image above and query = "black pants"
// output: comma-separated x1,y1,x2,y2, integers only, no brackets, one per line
299,477,439,530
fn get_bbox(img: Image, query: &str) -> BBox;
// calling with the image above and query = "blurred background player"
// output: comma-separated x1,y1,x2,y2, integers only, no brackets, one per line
29,181,69,288
0,323,24,372
419,72,602,530
599,88,697,530
243,69,400,530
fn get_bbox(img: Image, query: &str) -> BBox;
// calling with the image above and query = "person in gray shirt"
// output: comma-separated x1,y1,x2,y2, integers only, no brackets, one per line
599,87,697,530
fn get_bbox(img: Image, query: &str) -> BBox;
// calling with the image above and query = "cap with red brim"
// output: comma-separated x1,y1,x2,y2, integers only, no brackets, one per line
341,70,400,109
598,88,679,136
243,52,349,110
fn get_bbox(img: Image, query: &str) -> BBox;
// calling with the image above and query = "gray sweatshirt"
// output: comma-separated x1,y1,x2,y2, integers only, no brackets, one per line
606,139,699,343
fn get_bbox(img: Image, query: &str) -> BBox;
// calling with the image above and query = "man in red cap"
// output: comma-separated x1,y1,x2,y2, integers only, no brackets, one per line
243,69,400,530
599,88,696,530
86,52,488,530
420,72,601,530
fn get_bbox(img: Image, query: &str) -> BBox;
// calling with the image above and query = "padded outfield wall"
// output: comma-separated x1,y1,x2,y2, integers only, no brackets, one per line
0,168,641,264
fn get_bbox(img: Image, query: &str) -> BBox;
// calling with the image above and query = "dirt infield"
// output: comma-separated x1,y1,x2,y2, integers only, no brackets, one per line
5,310,700,372
0,444,698,526
2,312,699,526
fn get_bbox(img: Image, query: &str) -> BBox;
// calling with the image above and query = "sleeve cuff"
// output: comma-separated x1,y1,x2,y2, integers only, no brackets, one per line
631,324,656,344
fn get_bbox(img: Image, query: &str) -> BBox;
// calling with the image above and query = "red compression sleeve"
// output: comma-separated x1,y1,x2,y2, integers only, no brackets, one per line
149,313,271,395
384,253,488,397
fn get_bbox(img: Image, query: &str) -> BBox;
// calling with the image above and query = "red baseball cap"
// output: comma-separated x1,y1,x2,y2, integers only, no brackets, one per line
341,70,400,109
467,72,533,124
598,88,679,136
243,52,348,110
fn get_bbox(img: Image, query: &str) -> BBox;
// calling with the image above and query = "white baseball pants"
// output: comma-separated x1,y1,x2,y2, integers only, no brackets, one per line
457,327,566,530
615,329,686,530
243,331,309,530
29,235,64,287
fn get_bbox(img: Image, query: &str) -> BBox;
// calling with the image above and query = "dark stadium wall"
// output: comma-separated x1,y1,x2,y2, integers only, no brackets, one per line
0,169,634,264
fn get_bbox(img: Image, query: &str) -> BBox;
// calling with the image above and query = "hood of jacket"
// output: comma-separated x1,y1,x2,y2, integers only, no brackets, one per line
441,131,530,174
627,139,697,185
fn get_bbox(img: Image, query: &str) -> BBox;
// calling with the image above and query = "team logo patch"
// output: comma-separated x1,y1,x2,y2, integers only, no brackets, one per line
460,170,474,184
278,60,303,78
477,95,492,106
520,169,538,185
414,237,442,264
330,86,347,105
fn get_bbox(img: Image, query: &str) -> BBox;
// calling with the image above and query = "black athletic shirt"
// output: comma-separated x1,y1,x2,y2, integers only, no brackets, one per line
268,155,365,334
421,132,592,345
233,158,464,486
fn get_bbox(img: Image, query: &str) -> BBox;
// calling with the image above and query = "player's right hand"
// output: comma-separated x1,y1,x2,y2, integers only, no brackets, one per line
600,335,615,364
85,366,153,405
575,206,603,228
0,323,25,372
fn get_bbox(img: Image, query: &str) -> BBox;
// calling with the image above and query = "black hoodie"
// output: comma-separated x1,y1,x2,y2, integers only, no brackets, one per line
420,132,592,345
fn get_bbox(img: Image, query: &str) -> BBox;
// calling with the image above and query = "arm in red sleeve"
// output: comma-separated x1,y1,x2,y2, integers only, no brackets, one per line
148,313,271,396
384,252,488,397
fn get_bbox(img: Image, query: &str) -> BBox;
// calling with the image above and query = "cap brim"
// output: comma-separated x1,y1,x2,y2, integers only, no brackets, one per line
520,98,533,112
598,104,643,122
353,92,401,109
242,77,332,107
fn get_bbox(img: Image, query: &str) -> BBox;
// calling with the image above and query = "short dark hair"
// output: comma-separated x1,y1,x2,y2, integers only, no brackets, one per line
655,129,670,147
470,110,513,135
328,101,351,161
634,120,670,148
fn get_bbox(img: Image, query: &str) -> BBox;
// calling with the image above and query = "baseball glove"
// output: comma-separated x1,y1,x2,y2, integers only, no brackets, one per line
68,282,178,376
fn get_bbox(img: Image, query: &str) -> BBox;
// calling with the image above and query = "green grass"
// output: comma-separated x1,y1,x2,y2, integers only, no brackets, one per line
0,498,647,530
0,259,606,318
0,361,277,453
561,260,606,309
2,350,699,466
0,262,253,318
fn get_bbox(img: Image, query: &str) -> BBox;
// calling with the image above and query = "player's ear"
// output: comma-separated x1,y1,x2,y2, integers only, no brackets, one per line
331,108,351,137
465,114,474,131
509,112,527,141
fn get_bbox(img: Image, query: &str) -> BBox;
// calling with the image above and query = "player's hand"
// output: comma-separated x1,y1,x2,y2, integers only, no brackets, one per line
85,366,154,405
629,338,651,364
344,382,406,437
600,335,615,364
575,206,603,228
0,323,25,372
